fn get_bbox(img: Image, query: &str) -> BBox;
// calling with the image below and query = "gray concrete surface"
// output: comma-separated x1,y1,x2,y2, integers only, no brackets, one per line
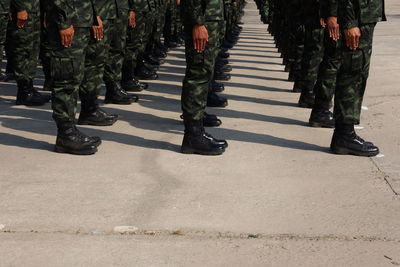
0,1,399,266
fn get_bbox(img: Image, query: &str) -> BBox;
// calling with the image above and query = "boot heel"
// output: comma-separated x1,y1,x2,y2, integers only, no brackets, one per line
332,146,349,155
181,146,195,154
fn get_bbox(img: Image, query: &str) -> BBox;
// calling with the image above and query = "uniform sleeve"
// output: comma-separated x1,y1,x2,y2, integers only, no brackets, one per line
12,0,30,12
320,0,338,18
129,0,136,11
340,0,359,29
52,0,74,29
185,0,205,25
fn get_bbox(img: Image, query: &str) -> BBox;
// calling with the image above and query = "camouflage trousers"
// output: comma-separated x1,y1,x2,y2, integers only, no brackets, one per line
315,23,376,125
7,12,40,83
50,22,112,124
288,23,305,77
297,23,325,90
123,12,154,79
0,13,7,64
334,23,376,125
104,10,129,84
181,21,223,122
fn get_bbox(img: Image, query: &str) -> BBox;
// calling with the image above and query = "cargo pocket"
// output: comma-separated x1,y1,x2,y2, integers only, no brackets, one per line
50,57,80,81
342,49,363,73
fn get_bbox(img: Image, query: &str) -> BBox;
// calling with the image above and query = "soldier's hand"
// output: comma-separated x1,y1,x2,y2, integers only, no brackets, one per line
176,0,181,6
344,27,361,51
92,16,104,41
232,1,237,6
326,16,339,41
193,25,208,53
129,11,136,28
8,12,12,21
59,25,75,47
16,10,28,28
320,18,326,28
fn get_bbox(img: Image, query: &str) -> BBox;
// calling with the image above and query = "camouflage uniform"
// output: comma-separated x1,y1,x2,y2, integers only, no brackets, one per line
47,0,95,124
296,0,325,90
0,0,9,77
181,0,225,121
103,0,130,85
122,0,156,80
8,0,40,85
319,0,386,124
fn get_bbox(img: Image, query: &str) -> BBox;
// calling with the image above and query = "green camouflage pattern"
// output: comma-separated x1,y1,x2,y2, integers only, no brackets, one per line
181,21,224,121
7,11,40,83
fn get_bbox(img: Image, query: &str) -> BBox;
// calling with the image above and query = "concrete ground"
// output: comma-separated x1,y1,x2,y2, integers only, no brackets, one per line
1,1,400,266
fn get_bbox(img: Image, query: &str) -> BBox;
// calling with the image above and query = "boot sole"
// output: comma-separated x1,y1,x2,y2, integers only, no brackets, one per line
104,99,134,105
77,119,117,126
207,103,228,108
330,146,379,157
309,121,335,128
181,147,225,156
55,145,98,155
16,100,48,106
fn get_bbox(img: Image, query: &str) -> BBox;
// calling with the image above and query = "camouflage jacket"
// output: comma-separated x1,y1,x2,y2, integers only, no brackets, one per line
321,0,386,28
340,0,386,28
93,0,117,20
49,0,95,29
0,0,10,14
181,0,225,25
10,0,39,13
130,0,157,14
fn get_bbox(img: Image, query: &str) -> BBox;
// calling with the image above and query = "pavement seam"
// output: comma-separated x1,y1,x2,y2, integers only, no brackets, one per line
1,230,400,243
370,158,400,196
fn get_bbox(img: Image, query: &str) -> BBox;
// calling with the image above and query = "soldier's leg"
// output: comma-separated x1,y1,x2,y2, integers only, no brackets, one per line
122,14,151,89
8,12,49,105
310,29,341,128
50,27,100,155
181,21,227,155
330,23,379,156
103,10,138,105
0,13,8,81
296,24,325,107
78,20,118,126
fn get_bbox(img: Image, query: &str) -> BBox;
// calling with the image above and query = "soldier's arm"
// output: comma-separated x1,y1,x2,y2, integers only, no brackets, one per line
340,0,358,29
128,0,136,27
321,0,340,40
52,0,75,29
341,0,361,50
12,0,29,12
186,0,205,25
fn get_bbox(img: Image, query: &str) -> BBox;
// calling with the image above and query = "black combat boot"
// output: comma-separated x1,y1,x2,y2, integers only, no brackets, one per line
207,92,228,108
121,77,148,92
0,71,7,82
292,80,302,93
203,112,222,127
330,124,379,157
218,51,230,59
210,80,225,93
215,63,232,73
298,85,315,108
55,123,101,155
135,66,158,80
43,78,53,91
181,120,227,155
105,82,138,105
153,47,167,59
16,80,50,106
146,55,165,65
309,109,335,128
214,71,231,81
78,102,118,126
216,58,229,66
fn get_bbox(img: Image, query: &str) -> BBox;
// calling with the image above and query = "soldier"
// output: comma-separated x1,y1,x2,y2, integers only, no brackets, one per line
180,0,228,155
47,0,118,155
100,0,138,104
295,0,326,109
320,0,385,156
8,0,50,105
0,0,9,81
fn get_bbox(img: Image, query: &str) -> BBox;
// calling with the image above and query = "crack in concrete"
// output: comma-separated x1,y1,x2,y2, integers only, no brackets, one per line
370,158,400,196
1,229,400,243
